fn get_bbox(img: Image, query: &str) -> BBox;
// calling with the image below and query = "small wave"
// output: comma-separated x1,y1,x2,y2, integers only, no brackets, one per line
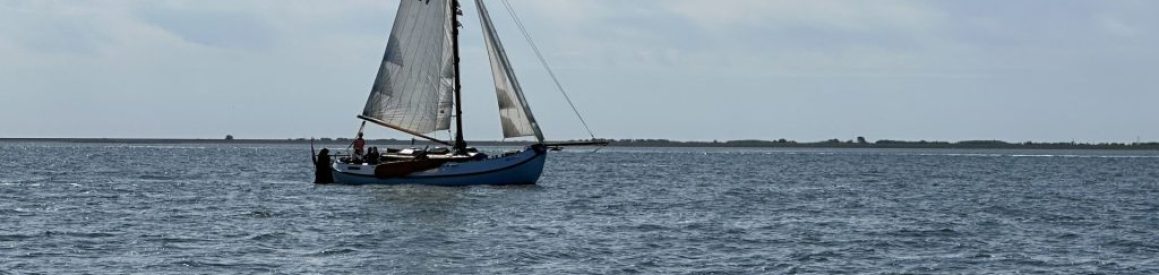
1103,239,1159,252
167,260,233,268
0,208,31,216
790,250,844,262
133,231,202,242
249,232,291,241
146,259,280,274
148,236,211,244
0,233,36,241
242,210,274,218
42,231,118,239
307,247,359,257
136,174,179,181
1056,233,1080,239
887,228,961,238
969,253,993,259
630,224,669,232
994,254,1051,267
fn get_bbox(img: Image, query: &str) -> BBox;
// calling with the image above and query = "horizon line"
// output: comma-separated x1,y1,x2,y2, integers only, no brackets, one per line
1,137,1156,144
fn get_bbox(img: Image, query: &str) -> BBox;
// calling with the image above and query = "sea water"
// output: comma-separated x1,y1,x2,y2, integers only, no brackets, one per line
1,142,1157,274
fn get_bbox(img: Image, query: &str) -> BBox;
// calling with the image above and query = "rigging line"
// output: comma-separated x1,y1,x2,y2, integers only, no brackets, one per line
499,0,597,140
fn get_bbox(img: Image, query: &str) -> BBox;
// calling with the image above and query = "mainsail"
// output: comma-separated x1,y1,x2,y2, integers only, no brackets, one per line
475,0,545,142
361,0,456,135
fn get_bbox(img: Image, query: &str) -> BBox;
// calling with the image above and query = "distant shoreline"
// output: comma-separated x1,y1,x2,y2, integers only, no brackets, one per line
2,138,1158,150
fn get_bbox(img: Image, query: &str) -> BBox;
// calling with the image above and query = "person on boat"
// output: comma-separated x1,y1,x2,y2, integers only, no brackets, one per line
366,147,380,165
352,132,366,161
314,148,334,184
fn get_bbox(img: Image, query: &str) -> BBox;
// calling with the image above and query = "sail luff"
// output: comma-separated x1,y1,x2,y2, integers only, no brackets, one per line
474,0,545,143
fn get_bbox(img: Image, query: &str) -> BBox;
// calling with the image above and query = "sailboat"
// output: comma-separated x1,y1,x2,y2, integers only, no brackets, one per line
314,0,605,185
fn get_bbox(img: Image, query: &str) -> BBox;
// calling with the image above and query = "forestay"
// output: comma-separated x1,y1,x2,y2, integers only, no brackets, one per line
362,0,456,135
475,0,544,142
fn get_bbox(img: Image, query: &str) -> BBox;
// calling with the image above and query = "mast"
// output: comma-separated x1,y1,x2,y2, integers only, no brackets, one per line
451,0,467,154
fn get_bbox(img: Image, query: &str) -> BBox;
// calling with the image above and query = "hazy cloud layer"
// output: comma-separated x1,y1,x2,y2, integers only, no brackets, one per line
1,0,1156,142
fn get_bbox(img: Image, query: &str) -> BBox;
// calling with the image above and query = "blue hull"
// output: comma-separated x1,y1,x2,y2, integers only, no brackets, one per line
330,147,546,186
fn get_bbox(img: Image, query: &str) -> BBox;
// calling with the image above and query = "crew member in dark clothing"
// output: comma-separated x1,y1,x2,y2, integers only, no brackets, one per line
366,147,379,165
314,148,334,184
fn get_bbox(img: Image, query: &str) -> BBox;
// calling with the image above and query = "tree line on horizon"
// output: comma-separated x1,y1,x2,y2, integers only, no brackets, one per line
575,137,1159,149
285,136,1159,149
5,137,1155,150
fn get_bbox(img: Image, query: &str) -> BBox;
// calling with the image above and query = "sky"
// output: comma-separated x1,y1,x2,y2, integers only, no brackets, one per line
1,0,1157,143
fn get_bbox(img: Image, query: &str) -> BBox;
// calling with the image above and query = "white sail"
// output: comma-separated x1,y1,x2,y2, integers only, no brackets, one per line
475,0,544,142
362,0,456,134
